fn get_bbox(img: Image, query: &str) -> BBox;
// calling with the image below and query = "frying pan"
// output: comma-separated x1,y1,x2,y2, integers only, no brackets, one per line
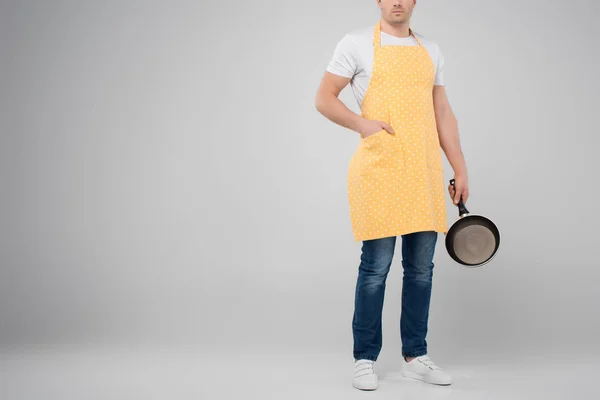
445,179,500,268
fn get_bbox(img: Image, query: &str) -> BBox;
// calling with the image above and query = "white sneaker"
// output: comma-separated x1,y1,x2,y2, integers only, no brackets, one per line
401,355,453,385
352,359,379,390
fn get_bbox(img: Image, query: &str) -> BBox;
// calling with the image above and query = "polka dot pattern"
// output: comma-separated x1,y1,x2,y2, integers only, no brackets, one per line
347,21,448,241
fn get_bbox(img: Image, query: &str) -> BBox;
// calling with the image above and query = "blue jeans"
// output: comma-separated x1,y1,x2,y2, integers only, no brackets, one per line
352,231,438,361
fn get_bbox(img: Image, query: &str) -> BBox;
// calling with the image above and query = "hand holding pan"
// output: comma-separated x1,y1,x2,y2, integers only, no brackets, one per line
445,179,500,268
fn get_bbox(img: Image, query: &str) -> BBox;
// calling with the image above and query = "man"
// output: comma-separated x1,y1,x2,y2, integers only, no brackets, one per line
314,0,469,391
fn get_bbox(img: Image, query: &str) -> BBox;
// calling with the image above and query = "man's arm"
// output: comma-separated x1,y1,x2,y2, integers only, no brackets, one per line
314,72,363,134
315,72,394,138
433,85,469,204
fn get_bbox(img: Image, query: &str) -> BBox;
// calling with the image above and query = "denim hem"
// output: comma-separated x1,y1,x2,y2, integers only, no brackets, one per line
354,354,378,362
402,349,427,358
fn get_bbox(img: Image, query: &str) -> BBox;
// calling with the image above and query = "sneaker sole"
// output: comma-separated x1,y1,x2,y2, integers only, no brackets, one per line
352,380,379,391
401,371,453,386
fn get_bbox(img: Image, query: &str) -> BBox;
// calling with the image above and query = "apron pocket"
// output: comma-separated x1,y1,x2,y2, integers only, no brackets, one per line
425,132,444,171
362,129,387,141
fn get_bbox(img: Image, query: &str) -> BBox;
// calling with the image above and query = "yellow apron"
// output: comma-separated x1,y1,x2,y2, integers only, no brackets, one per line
347,21,448,241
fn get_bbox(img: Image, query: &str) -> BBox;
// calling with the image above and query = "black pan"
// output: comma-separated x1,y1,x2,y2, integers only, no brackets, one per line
445,179,500,268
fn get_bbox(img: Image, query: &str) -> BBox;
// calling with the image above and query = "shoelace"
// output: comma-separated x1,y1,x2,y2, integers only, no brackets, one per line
417,356,441,370
354,360,375,377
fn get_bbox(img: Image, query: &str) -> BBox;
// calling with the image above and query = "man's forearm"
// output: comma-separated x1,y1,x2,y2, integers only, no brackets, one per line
316,93,363,134
436,109,467,176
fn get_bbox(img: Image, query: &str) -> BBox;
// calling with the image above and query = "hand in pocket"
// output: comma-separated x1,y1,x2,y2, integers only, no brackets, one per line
358,119,394,139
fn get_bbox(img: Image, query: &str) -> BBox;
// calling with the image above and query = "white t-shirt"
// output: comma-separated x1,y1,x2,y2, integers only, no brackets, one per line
326,25,445,109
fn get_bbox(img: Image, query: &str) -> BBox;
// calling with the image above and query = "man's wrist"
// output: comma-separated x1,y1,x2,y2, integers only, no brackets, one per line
348,114,365,134
453,168,468,177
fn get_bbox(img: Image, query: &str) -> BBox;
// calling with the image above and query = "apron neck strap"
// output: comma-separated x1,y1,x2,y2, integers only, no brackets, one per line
373,20,422,47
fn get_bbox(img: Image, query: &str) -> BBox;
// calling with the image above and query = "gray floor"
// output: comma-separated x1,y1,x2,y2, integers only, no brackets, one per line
0,346,596,399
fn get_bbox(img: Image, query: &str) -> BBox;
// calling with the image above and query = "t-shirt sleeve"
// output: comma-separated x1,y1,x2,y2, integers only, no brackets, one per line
326,34,359,79
434,44,445,86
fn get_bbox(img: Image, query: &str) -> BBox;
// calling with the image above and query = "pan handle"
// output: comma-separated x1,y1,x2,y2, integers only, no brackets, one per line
449,179,470,217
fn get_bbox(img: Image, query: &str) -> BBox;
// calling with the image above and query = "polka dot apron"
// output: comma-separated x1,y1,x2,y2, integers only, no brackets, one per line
347,21,448,241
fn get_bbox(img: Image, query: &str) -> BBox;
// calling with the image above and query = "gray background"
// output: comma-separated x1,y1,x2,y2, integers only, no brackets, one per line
1,0,599,398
